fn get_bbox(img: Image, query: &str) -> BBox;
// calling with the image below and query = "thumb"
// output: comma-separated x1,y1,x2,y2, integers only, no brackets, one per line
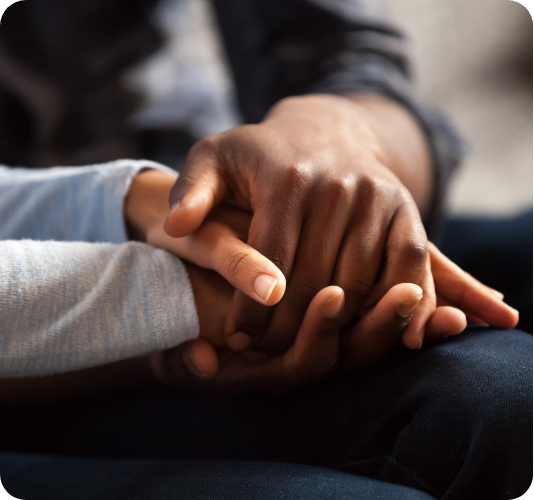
164,149,227,238
149,339,219,387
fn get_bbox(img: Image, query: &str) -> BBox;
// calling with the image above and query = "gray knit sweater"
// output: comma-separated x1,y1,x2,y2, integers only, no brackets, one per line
0,160,199,377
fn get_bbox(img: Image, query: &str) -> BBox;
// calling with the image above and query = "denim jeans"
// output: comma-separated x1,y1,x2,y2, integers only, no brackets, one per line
0,456,436,500
0,214,532,500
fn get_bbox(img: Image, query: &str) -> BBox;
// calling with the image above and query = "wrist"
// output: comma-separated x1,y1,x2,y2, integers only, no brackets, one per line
266,93,432,216
182,261,232,347
266,94,387,163
345,93,433,215
124,169,177,242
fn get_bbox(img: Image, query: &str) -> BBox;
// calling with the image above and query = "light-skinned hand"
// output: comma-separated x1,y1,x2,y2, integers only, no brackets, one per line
125,168,286,306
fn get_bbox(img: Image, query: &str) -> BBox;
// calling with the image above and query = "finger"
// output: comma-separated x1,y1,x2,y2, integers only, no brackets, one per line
172,216,286,307
224,200,304,349
332,206,389,326
429,242,519,329
340,283,423,370
425,306,467,339
401,255,436,350
365,202,427,307
164,143,228,237
436,294,485,324
257,194,352,354
219,287,344,393
150,339,219,387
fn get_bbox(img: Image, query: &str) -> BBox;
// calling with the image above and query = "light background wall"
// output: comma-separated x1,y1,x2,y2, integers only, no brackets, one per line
128,0,533,217
384,0,532,216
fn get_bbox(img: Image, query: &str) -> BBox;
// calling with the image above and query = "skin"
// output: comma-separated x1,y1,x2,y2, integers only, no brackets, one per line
126,172,518,374
163,94,436,355
0,172,518,407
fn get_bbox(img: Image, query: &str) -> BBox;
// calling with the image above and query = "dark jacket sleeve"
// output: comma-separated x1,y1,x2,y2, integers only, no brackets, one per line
211,0,466,234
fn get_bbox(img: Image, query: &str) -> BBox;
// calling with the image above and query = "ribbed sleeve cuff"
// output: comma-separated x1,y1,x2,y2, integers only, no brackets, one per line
95,159,178,244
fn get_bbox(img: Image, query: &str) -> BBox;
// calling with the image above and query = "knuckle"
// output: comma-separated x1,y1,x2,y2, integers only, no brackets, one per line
395,185,415,203
322,177,355,206
342,269,375,303
255,242,292,277
286,278,324,313
400,238,428,265
356,175,378,201
223,249,256,281
188,135,218,158
283,162,314,193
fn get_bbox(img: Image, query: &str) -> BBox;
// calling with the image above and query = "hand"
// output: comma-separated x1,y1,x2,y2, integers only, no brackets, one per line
340,243,520,369
151,277,346,394
150,245,518,388
428,242,518,330
179,199,475,360
164,94,433,353
124,169,286,306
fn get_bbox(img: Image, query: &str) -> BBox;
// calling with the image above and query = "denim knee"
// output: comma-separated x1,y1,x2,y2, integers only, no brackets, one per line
393,328,532,498
419,328,532,430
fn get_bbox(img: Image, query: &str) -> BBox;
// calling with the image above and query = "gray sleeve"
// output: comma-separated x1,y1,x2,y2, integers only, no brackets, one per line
0,159,176,243
0,239,199,377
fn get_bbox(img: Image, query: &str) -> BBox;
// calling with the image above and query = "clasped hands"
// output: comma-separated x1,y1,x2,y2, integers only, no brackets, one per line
126,94,518,393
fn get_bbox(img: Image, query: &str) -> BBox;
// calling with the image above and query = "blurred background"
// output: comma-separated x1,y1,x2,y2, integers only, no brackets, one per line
127,0,533,217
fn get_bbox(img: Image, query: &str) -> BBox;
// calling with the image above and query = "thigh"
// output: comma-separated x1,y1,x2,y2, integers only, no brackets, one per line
0,454,436,500
440,211,533,332
0,328,531,499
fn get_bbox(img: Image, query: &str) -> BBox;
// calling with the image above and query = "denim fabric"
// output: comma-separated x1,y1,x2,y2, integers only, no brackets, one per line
0,456,436,500
0,213,533,500
440,211,533,333
0,328,530,500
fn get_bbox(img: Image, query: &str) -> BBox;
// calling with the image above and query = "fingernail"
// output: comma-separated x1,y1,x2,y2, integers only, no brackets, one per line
322,291,345,319
396,296,423,317
228,332,252,351
254,275,277,303
490,289,504,300
182,348,206,377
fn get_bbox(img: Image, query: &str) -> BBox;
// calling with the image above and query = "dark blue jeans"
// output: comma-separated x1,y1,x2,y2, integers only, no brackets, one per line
1,214,532,500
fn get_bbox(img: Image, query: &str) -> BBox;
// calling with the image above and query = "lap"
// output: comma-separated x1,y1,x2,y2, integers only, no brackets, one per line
0,454,436,500
0,327,530,499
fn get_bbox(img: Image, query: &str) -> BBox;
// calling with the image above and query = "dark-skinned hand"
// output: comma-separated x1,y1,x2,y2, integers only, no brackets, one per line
164,94,433,355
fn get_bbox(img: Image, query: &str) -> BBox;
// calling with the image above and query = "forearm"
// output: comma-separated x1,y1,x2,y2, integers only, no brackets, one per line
347,93,433,217
0,160,175,243
0,240,198,377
